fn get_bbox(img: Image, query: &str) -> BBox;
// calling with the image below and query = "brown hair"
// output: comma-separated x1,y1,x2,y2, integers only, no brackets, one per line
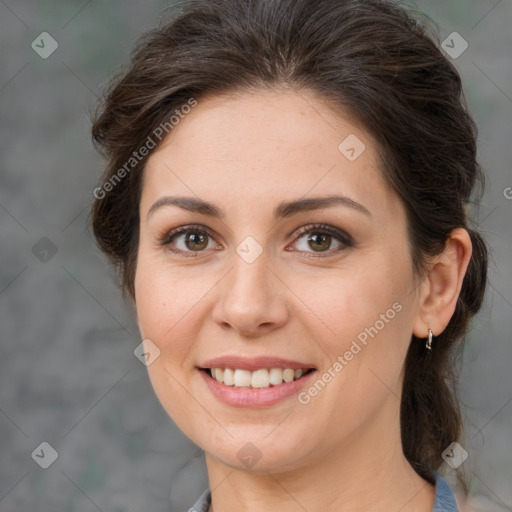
90,0,488,486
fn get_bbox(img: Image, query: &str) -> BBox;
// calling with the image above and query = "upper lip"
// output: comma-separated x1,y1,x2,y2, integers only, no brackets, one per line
199,356,316,371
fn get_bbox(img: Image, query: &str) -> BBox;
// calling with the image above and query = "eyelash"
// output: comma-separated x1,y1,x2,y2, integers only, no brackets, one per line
158,223,354,258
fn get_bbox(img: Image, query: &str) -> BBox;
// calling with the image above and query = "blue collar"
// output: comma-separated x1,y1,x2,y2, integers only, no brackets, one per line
432,472,459,511
188,472,459,512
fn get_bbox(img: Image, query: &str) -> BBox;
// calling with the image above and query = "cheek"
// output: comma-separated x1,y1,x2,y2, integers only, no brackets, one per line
136,246,192,321
133,258,210,435
298,255,414,401
299,261,407,351
134,255,201,360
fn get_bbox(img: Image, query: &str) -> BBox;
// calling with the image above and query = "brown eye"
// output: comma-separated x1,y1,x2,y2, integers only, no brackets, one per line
160,225,218,256
291,223,353,256
184,231,209,251
306,232,332,252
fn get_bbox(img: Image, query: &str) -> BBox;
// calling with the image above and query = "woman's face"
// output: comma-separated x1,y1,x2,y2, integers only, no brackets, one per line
135,89,424,473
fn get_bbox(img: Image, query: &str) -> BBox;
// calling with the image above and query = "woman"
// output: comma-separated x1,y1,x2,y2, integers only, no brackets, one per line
90,0,488,510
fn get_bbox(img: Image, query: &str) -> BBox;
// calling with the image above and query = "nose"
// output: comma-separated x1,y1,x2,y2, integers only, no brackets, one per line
211,248,289,338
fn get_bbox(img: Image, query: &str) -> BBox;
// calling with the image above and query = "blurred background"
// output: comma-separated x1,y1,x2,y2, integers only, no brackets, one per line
0,1,511,511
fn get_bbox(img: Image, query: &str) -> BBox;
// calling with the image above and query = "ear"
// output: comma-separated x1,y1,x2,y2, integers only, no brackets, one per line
412,228,473,339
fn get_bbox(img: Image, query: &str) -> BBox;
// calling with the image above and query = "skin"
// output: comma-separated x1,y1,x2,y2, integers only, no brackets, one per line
134,88,472,512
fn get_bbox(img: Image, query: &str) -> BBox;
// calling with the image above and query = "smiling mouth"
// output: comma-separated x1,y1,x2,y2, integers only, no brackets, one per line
200,367,316,389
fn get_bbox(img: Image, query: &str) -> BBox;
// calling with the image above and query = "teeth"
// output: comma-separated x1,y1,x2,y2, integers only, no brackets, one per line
209,367,310,388
223,368,235,386
251,369,269,388
269,368,283,385
283,368,294,383
234,369,252,387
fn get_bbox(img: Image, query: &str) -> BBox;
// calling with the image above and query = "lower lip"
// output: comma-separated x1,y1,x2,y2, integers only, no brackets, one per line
198,369,317,407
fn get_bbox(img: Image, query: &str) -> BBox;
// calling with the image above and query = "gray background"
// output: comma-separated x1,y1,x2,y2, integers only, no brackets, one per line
0,1,511,511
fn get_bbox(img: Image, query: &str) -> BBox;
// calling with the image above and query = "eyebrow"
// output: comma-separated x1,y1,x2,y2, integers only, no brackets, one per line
146,194,372,220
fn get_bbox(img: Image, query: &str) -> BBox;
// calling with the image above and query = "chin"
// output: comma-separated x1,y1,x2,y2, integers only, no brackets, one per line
199,430,316,474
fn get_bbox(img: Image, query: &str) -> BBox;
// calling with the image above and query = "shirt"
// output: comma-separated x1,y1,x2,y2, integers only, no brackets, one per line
187,472,459,512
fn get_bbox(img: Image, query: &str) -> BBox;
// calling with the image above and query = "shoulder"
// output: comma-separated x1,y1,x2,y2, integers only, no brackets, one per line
188,479,505,512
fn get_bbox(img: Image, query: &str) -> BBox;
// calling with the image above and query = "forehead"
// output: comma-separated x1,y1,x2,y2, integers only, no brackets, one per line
140,88,395,218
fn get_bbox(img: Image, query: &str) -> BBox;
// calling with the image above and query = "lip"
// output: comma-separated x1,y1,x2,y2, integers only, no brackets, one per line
199,355,315,372
197,362,317,408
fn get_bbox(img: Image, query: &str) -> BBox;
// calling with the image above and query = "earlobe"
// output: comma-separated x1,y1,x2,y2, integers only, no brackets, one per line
412,228,473,340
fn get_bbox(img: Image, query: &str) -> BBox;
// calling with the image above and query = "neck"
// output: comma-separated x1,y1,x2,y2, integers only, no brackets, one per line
204,398,435,512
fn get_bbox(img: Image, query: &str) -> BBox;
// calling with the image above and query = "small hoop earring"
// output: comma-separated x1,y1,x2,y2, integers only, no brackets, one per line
426,328,433,350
